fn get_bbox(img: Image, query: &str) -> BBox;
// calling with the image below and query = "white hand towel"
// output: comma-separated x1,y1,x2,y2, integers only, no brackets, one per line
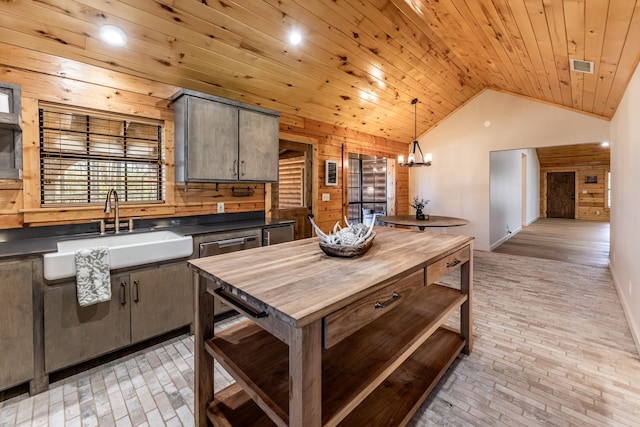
75,246,111,307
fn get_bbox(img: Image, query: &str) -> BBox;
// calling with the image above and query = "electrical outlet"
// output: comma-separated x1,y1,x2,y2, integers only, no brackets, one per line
596,210,600,215
322,193,330,201
217,202,224,213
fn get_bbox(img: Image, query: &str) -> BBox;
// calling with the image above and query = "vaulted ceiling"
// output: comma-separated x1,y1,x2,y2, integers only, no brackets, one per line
0,0,639,144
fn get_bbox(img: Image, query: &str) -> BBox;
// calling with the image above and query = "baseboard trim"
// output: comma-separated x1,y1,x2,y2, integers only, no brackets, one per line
524,216,539,226
490,225,522,251
609,262,640,359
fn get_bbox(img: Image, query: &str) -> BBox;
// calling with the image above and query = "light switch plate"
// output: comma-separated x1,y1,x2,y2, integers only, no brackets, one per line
322,193,330,201
217,202,225,213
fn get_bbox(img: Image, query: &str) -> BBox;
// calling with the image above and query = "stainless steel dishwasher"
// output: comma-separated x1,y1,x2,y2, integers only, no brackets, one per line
199,234,260,257
197,230,260,316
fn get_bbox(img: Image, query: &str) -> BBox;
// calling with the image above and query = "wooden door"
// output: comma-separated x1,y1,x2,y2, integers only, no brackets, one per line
186,96,238,181
270,140,314,240
239,109,279,181
130,263,193,343
0,260,33,390
547,172,575,218
43,274,131,373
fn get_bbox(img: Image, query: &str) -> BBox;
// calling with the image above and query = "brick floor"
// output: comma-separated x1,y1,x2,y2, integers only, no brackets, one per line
1,250,639,426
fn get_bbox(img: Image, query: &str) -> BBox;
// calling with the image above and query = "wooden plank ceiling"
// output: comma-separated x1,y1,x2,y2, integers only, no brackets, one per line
537,142,610,167
0,0,638,144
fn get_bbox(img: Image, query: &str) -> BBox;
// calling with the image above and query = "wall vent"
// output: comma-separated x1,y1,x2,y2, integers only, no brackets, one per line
570,59,594,74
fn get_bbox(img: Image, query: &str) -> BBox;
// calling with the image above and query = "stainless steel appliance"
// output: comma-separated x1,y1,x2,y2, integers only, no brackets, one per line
262,225,294,246
199,234,260,257
197,229,260,316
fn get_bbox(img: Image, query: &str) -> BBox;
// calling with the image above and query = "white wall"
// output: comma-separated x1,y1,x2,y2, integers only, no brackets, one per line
410,89,609,251
489,148,540,249
610,62,640,351
490,150,524,245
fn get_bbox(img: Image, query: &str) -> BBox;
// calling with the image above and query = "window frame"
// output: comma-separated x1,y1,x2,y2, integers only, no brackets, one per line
38,103,165,207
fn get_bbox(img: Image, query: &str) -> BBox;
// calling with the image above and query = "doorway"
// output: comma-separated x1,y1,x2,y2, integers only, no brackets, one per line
270,140,314,239
347,153,388,224
546,172,575,218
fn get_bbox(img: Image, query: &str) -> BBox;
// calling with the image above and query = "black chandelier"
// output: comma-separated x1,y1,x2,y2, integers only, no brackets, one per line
398,98,432,167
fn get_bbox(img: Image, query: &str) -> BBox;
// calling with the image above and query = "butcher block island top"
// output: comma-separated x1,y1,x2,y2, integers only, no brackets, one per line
190,226,474,427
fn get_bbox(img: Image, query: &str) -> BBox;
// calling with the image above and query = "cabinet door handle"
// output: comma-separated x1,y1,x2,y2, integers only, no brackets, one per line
374,292,400,309
265,231,270,246
241,160,246,177
120,281,127,305
233,160,237,177
446,258,461,268
134,280,140,302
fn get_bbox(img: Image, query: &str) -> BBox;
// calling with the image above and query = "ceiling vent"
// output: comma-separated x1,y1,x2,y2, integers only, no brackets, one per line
570,59,594,74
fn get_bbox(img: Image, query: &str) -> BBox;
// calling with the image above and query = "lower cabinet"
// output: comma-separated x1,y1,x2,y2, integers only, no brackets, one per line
0,260,34,391
44,262,192,373
130,265,193,343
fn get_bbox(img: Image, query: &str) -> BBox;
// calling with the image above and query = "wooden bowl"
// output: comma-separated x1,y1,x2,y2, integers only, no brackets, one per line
318,232,376,258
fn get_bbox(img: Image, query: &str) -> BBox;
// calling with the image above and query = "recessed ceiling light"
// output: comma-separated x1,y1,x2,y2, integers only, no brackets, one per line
99,25,127,47
289,31,302,45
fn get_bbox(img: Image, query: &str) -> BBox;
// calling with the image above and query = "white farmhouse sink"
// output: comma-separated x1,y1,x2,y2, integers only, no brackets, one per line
43,230,193,280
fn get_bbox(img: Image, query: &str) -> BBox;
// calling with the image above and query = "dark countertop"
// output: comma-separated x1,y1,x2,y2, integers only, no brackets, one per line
0,212,293,260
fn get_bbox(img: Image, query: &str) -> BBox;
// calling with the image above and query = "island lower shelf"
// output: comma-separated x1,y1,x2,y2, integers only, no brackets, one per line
205,283,467,426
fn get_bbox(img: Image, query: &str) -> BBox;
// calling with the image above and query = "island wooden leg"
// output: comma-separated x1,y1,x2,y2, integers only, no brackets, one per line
460,243,474,354
289,320,322,427
194,273,215,427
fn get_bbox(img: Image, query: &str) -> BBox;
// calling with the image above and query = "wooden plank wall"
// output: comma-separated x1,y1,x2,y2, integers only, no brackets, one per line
279,114,409,232
0,44,409,231
540,165,610,221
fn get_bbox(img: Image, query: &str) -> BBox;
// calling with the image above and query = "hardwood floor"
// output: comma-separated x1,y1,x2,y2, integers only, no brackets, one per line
493,218,610,267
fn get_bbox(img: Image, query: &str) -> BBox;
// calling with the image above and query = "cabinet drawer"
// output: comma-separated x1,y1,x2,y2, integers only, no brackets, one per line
426,245,470,285
323,270,424,348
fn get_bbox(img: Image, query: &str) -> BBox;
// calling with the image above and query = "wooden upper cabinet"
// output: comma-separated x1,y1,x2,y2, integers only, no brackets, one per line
184,97,238,181
238,109,279,182
0,81,22,179
173,89,280,183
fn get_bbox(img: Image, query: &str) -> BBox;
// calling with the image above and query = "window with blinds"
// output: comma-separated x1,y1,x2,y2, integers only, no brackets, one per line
39,105,164,205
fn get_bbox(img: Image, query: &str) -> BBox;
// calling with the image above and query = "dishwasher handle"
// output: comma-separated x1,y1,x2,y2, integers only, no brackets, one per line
216,237,247,248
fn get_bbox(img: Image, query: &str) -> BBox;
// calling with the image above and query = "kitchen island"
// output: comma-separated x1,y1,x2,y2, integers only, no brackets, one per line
189,226,474,426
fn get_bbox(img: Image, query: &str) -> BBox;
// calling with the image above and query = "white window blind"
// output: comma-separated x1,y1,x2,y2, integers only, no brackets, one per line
39,105,164,205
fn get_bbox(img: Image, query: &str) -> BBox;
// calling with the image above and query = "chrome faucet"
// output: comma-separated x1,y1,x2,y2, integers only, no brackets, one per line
104,189,120,234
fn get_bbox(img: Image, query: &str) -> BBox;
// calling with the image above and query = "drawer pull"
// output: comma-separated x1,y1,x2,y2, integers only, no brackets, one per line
214,288,268,318
374,292,400,309
446,258,461,268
